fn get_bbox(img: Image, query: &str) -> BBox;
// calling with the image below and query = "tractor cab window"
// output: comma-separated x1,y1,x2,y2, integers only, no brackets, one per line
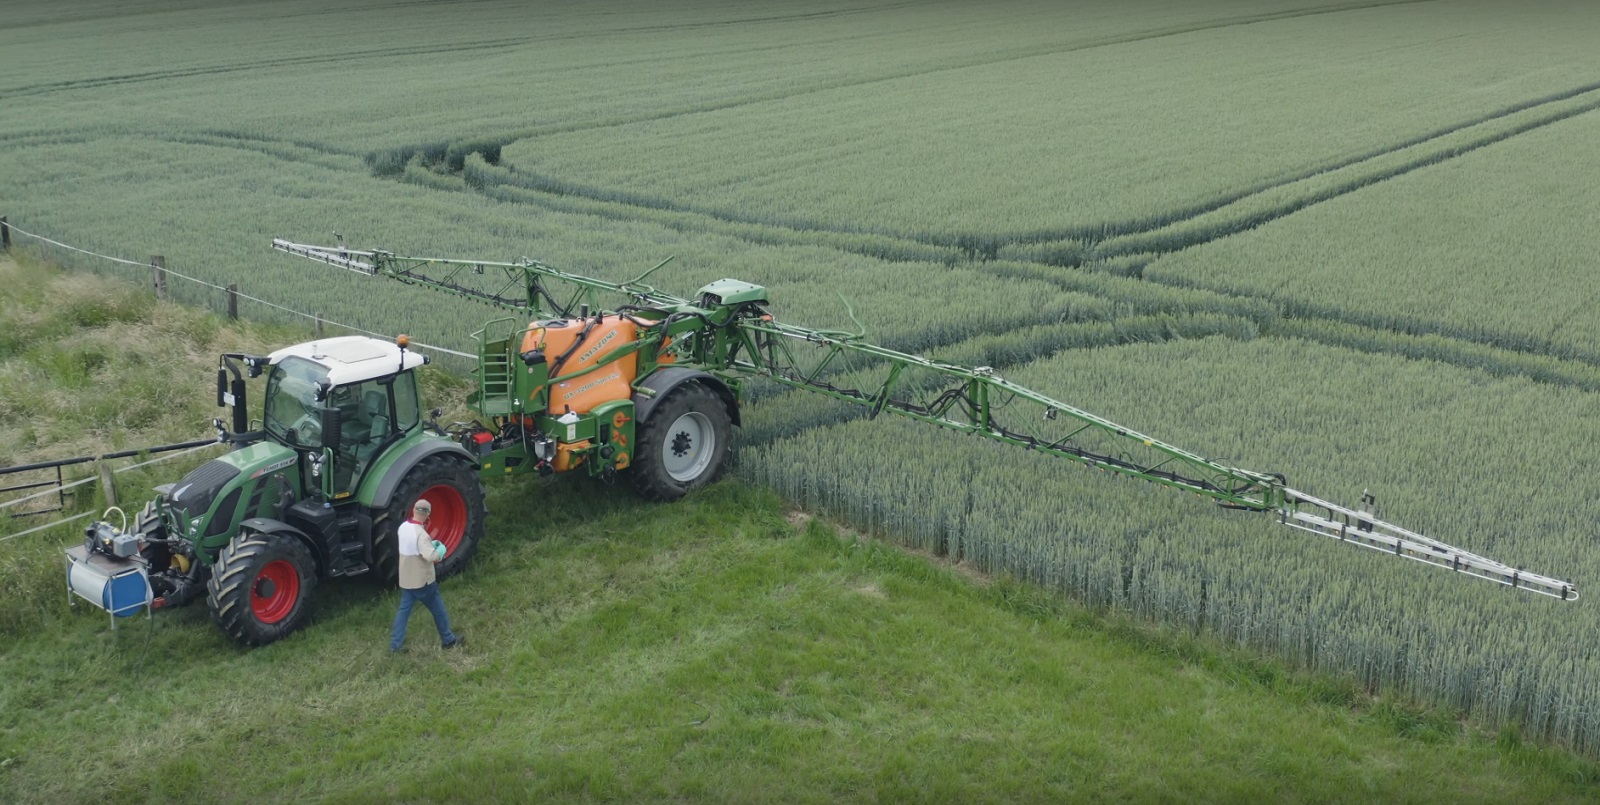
263,357,330,448
392,371,421,432
330,374,419,494
328,374,422,494
331,380,394,465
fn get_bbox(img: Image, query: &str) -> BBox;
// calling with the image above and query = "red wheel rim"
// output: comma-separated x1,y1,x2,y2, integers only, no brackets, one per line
419,484,467,555
251,559,300,624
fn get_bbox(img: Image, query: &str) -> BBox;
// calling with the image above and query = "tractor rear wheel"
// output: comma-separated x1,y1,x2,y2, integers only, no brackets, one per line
372,454,487,585
206,530,316,646
631,382,732,501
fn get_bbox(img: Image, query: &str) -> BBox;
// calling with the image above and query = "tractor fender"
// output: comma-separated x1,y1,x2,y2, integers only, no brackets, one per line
365,439,477,510
635,367,741,428
237,517,324,574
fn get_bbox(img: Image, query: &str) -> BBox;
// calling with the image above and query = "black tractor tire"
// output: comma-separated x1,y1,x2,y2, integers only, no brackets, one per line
631,381,733,502
371,454,487,585
206,530,317,647
134,499,163,537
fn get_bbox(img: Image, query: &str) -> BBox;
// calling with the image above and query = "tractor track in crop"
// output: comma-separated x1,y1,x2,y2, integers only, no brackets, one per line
1011,84,1600,261
9,0,1588,397
527,0,1438,143
0,129,367,177
167,131,367,165
257,0,932,30
356,0,1439,181
410,81,1600,391
428,178,1600,403
12,97,1587,400
0,1,930,102
444,77,1600,264
0,37,531,101
0,0,1429,122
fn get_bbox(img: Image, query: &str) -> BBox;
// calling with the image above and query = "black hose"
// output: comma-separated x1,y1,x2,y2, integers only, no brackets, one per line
546,312,601,382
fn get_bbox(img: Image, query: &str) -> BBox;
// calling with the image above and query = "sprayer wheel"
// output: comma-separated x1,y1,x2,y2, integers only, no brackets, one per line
206,530,316,647
631,382,732,502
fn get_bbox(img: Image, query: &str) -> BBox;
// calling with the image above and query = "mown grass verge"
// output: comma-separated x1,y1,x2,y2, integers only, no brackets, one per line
7,479,1600,803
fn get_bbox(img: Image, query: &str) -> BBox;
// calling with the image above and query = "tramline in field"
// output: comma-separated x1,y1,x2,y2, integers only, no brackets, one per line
52,237,1576,647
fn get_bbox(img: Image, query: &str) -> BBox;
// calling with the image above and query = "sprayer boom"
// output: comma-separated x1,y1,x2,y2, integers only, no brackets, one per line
271,238,1577,601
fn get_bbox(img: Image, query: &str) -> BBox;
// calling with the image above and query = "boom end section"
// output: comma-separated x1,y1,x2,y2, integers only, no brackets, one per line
1278,488,1576,601
270,238,378,275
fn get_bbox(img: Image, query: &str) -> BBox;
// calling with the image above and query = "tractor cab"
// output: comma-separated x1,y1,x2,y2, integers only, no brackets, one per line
260,337,427,498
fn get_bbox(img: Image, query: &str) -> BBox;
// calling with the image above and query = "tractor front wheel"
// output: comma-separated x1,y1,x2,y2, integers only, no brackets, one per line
631,382,733,501
206,530,317,646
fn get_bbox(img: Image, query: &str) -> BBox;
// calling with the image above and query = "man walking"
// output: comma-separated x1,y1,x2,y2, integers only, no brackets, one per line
389,498,463,653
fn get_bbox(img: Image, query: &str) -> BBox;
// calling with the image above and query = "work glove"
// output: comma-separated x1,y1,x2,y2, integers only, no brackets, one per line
432,540,447,561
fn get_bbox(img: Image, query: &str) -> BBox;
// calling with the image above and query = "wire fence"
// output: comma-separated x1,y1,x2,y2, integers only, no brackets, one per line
0,443,223,542
0,215,474,359
2,438,218,518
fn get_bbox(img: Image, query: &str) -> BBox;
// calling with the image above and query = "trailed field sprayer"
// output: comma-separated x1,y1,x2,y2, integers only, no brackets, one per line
58,239,1576,646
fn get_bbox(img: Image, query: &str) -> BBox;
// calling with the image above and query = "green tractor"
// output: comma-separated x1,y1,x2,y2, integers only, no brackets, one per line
91,335,487,646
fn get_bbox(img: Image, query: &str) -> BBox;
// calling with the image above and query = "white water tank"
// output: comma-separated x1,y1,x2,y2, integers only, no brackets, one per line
65,545,151,618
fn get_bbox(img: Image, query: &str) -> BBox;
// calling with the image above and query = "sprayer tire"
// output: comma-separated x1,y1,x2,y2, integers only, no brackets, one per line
372,454,487,585
206,530,316,647
631,381,732,502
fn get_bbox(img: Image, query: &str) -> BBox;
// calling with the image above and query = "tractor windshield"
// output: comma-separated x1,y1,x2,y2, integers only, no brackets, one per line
263,357,330,447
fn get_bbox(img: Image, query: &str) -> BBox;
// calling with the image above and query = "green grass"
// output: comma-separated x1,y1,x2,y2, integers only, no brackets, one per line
0,254,296,465
6,477,1600,803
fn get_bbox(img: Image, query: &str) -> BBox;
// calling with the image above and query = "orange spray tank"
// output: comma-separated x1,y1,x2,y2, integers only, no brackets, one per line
521,315,640,415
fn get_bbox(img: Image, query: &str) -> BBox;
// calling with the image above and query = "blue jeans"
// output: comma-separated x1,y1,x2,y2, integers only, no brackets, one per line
390,582,457,650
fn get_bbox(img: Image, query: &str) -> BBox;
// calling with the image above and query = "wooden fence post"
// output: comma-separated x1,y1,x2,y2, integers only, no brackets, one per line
151,256,167,300
1,216,10,252
315,313,325,338
226,284,239,319
97,461,118,509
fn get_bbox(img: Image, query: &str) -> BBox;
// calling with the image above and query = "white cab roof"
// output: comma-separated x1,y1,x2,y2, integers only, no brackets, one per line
267,336,426,386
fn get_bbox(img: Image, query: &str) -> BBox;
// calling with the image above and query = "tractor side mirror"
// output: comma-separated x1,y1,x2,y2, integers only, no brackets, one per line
216,369,228,407
319,407,343,451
